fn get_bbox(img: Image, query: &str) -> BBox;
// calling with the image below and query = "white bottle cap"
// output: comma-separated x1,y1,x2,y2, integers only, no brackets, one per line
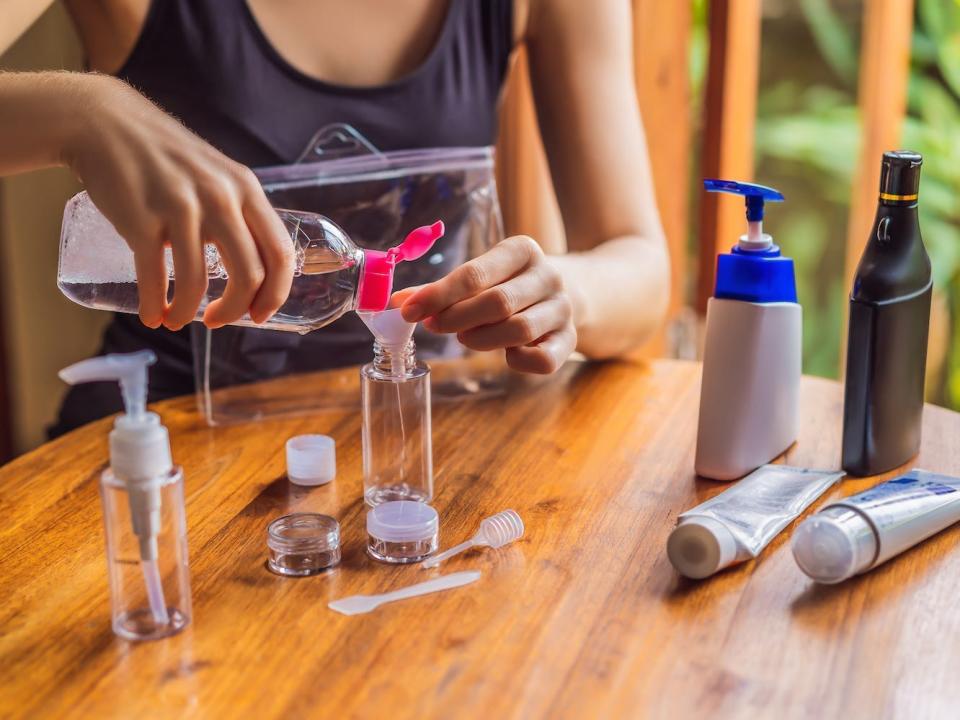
110,412,173,481
286,435,336,486
667,516,739,579
367,501,439,543
738,229,774,252
792,510,875,584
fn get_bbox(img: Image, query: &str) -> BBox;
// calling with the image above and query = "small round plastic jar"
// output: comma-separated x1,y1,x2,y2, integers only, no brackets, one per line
366,501,439,564
267,513,341,576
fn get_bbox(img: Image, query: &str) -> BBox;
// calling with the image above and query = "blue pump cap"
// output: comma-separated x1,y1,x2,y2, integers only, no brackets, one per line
714,249,797,303
704,179,796,303
704,179,784,222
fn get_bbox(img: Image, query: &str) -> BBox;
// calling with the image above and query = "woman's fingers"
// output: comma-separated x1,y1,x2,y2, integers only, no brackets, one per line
425,262,562,334
242,191,295,324
401,235,577,374
390,285,424,309
162,201,207,331
201,203,266,329
457,294,573,351
402,235,542,322
505,324,578,375
132,235,168,329
61,78,296,332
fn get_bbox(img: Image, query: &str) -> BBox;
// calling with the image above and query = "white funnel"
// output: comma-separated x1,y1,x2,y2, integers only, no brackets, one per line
358,308,417,379
358,308,416,347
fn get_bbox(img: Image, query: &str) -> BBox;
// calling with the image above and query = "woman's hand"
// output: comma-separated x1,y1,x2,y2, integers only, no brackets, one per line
399,236,577,374
63,74,294,331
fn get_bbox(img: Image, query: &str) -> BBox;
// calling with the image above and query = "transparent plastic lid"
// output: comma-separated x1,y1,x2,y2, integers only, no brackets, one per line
366,501,439,543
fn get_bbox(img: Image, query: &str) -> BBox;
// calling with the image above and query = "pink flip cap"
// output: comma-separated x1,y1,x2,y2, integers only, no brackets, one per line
357,220,445,311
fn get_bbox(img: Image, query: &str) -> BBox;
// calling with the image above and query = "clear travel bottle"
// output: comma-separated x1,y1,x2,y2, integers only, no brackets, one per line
58,190,444,333
59,351,191,641
360,309,433,505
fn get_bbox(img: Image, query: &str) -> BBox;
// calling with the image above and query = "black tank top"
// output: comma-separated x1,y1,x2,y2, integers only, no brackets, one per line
51,0,514,435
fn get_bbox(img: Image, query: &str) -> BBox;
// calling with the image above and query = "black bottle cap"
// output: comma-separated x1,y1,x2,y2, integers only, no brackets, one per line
879,150,922,202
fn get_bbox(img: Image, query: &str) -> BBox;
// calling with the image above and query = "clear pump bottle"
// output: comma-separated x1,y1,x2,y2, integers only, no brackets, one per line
359,309,433,505
59,351,191,641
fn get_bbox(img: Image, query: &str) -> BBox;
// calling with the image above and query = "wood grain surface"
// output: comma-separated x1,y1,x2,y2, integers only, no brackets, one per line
2,359,960,719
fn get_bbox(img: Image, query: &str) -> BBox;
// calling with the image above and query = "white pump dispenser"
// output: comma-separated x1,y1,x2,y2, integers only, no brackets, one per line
60,350,175,628
696,180,801,481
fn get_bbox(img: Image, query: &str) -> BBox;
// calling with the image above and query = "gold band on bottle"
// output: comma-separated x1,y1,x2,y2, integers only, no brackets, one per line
879,192,918,201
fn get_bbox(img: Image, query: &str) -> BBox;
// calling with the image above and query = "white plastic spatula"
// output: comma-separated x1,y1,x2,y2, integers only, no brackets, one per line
328,570,481,616
422,510,524,569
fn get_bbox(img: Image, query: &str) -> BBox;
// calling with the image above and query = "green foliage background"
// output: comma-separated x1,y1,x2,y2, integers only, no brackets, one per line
689,0,960,408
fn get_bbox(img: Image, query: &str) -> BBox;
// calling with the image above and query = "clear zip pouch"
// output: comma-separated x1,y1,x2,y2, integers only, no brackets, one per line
191,125,509,424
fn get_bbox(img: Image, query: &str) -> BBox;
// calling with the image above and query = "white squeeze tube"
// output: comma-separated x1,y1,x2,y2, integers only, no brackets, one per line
793,469,960,584
667,465,844,579
60,351,192,640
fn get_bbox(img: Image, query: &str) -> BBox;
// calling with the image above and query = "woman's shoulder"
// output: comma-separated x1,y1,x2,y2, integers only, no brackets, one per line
63,0,152,73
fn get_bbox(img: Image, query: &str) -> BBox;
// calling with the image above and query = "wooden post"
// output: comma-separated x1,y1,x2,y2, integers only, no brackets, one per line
844,0,915,286
633,0,692,352
0,183,12,464
696,0,761,313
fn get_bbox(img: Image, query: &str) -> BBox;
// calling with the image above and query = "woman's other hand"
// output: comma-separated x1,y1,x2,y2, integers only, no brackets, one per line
63,74,294,331
398,235,577,374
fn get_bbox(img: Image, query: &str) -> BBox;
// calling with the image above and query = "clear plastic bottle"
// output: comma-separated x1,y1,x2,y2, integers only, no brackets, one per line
361,313,433,506
59,350,191,641
58,191,444,333
101,466,191,640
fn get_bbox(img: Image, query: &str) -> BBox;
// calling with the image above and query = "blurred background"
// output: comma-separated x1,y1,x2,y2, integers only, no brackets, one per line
0,0,955,460
755,0,958,400
499,0,955,402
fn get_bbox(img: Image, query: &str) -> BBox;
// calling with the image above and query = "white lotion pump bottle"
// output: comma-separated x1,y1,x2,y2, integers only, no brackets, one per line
695,180,801,480
60,350,192,640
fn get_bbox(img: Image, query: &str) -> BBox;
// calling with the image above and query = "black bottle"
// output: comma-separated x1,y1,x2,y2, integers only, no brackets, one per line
842,151,932,476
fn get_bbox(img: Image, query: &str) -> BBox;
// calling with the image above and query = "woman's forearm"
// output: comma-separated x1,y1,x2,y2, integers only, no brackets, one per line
549,234,670,359
0,71,91,176
1,70,297,330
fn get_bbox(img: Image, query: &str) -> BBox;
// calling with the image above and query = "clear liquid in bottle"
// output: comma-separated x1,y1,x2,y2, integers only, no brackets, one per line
58,192,363,334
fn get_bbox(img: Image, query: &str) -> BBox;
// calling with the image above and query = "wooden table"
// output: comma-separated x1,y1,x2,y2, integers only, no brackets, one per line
2,359,960,719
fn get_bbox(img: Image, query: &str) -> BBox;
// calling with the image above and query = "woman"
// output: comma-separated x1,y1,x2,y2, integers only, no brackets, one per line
0,0,669,433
